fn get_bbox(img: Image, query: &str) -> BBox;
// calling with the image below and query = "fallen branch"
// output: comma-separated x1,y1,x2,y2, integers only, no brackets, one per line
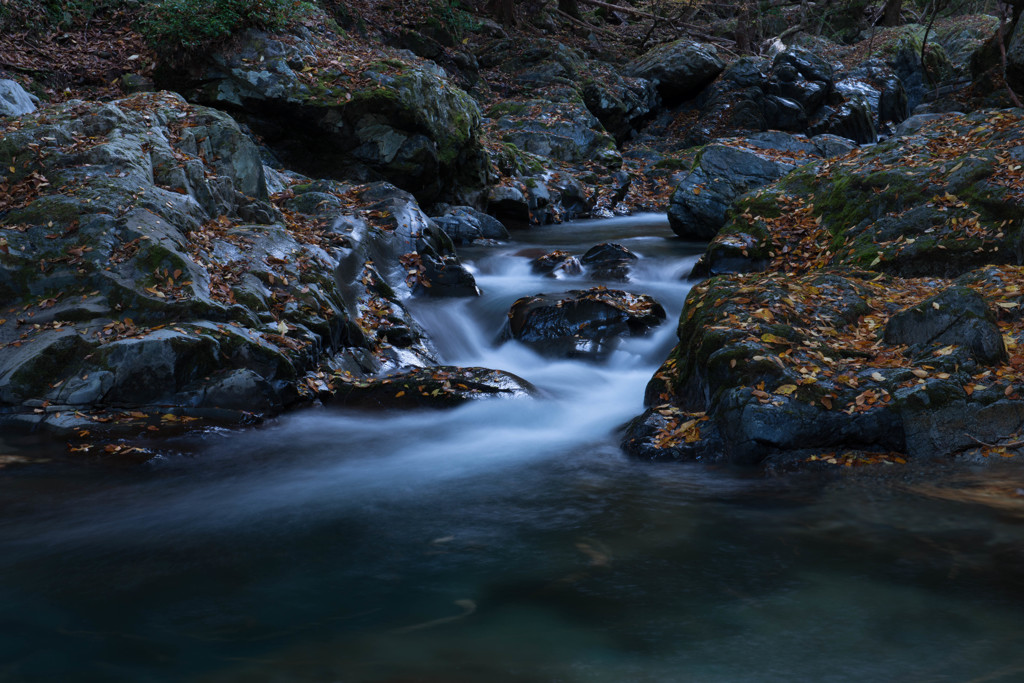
576,0,668,22
552,7,620,39
967,433,1024,449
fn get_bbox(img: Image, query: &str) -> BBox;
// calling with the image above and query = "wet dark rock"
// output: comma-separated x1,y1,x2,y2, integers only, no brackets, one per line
409,227,480,297
808,93,877,144
530,250,583,277
432,206,510,244
581,242,638,281
628,39,725,104
845,59,910,130
884,286,1007,365
502,288,666,360
327,365,536,408
581,75,659,143
1008,16,1024,93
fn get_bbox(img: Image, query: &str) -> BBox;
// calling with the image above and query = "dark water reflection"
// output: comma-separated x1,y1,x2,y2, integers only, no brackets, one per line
2,216,1024,682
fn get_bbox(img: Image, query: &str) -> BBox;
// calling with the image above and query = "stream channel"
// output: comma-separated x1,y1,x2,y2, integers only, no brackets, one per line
2,215,1024,682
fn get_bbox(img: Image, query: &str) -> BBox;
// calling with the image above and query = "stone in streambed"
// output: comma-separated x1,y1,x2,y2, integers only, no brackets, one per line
327,365,536,408
581,242,638,282
501,288,665,360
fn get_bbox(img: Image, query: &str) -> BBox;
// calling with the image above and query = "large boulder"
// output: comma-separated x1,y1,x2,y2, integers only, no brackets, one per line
0,93,454,431
624,266,1024,466
478,38,658,141
628,39,725,104
183,28,490,206
501,288,666,360
667,132,855,240
701,110,1024,279
629,108,1024,468
491,99,622,168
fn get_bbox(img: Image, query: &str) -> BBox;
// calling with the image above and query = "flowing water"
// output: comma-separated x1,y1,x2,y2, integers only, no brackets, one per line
2,215,1024,682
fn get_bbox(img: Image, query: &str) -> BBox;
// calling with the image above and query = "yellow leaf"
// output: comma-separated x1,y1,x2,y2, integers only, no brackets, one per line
935,345,956,356
911,368,928,378
760,333,789,345
870,372,885,382
775,384,798,396
996,301,1018,309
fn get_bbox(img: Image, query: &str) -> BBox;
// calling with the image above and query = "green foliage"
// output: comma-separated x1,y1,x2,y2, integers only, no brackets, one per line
138,0,312,58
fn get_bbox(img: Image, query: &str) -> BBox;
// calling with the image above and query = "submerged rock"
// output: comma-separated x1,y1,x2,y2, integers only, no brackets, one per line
502,288,665,360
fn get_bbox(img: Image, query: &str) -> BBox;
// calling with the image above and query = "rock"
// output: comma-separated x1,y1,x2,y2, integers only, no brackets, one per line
502,288,666,360
936,15,999,75
186,28,489,205
632,107,1024,467
487,184,531,227
547,173,593,219
886,28,955,111
327,365,536,408
844,59,909,131
581,75,659,143
667,132,834,240
530,250,583,276
407,226,480,297
883,286,1006,365
0,79,36,117
808,92,876,144
493,99,622,168
628,39,725,104
433,206,510,244
767,47,834,115
580,242,638,281
0,93,441,428
120,73,155,94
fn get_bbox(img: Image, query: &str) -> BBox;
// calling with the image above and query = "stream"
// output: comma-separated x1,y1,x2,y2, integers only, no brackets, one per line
2,215,1024,682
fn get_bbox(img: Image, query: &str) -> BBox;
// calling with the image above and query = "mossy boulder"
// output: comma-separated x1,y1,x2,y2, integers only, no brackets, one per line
0,94,445,431
184,28,490,206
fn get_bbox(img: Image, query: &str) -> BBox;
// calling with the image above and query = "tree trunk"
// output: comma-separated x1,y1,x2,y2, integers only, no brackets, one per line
881,0,903,26
487,0,516,25
734,1,753,53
